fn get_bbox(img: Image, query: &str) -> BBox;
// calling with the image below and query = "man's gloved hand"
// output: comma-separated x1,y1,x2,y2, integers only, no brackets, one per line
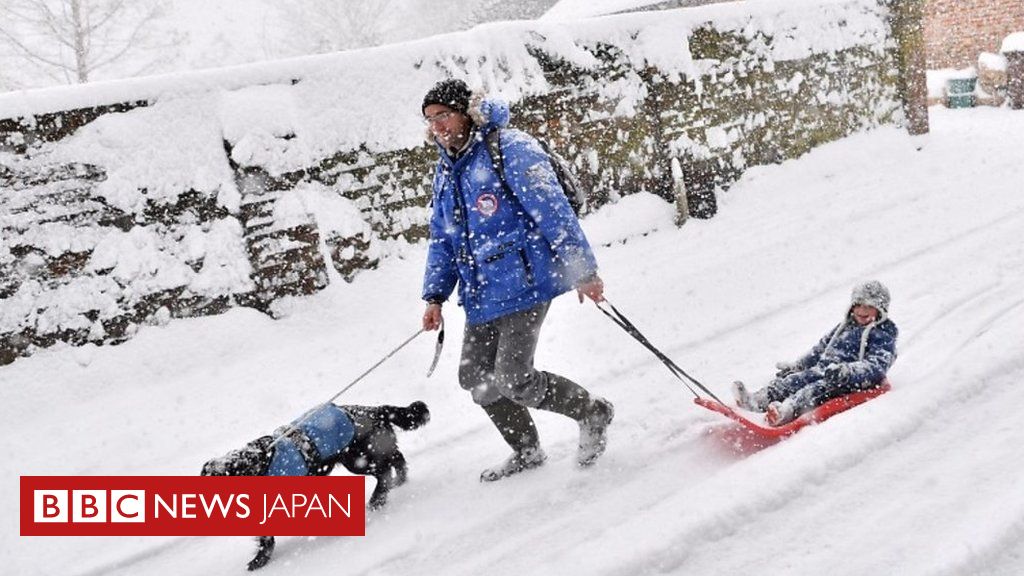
774,361,802,378
824,363,851,385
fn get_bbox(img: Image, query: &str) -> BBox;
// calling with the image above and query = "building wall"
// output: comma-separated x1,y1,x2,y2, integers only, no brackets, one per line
925,0,1024,69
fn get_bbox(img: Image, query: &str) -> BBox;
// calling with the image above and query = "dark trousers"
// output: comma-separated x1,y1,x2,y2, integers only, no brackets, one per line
459,302,591,452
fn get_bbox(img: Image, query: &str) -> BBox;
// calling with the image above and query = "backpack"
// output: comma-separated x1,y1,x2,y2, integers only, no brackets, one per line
485,129,589,216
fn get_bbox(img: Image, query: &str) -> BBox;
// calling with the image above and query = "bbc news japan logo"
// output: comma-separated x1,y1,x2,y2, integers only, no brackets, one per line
34,489,145,523
21,476,365,537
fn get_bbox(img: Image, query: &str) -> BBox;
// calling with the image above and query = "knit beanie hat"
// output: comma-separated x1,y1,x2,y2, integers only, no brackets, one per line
850,280,890,316
422,79,472,114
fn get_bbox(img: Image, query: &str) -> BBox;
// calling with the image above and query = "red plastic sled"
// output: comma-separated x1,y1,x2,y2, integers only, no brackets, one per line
695,379,892,438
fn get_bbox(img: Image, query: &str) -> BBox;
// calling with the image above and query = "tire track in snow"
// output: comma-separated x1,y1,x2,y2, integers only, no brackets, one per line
77,245,1024,576
588,355,1024,576
44,113,1024,576
628,204,1024,375
573,291,1024,575
928,512,1024,576
335,201,1024,575
896,280,1003,352
899,288,1024,386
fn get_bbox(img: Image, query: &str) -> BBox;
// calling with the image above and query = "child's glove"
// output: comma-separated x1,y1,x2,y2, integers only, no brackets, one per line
824,363,850,385
774,361,802,378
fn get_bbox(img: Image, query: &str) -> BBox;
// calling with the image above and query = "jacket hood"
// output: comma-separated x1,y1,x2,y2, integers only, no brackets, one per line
468,94,510,133
822,281,894,361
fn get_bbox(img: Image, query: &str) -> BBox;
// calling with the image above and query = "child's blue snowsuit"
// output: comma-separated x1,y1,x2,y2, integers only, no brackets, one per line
766,315,898,413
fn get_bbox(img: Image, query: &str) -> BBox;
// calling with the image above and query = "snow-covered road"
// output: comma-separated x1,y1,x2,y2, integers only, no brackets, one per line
3,107,1023,575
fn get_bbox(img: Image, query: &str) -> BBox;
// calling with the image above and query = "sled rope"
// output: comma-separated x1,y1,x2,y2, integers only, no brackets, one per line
267,324,444,450
596,299,724,404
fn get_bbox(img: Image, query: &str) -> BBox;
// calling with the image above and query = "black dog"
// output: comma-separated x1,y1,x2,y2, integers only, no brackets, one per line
201,401,429,570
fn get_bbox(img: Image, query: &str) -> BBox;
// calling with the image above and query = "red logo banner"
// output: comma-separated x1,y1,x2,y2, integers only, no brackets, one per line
21,476,365,536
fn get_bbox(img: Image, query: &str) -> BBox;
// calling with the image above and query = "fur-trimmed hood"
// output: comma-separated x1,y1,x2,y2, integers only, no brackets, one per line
468,93,510,132
849,280,890,320
829,280,892,360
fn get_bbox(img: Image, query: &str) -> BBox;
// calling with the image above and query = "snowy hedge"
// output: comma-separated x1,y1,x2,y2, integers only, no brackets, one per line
0,0,908,364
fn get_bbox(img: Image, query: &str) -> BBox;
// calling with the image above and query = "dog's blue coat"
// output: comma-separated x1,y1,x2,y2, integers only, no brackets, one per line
267,404,356,476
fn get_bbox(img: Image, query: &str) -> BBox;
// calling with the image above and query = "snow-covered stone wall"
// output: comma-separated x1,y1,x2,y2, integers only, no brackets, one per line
0,0,908,364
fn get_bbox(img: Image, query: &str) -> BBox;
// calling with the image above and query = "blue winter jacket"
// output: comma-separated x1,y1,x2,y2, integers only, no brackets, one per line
794,315,899,388
421,100,599,325
268,404,355,476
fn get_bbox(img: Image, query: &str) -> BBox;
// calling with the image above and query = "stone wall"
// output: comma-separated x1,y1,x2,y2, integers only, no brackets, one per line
0,0,915,366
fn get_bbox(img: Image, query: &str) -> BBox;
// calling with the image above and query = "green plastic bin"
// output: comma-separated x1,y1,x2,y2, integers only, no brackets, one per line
946,77,977,108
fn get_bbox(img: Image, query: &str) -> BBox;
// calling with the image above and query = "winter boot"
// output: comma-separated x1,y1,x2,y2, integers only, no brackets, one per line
577,397,615,467
482,397,540,453
480,398,544,482
766,400,796,426
534,373,614,466
480,446,548,482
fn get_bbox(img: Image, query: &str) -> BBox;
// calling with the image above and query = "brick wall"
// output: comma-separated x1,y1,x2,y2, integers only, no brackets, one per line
925,0,1024,69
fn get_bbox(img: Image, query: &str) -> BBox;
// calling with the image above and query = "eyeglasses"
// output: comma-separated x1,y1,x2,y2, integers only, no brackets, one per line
424,111,456,125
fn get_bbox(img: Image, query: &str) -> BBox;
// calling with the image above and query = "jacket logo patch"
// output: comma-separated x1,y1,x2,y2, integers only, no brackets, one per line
475,193,499,217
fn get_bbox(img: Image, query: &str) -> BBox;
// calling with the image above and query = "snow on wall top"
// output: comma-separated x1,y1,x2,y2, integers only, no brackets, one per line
1001,32,1024,53
978,52,1007,72
50,96,240,214
0,0,888,176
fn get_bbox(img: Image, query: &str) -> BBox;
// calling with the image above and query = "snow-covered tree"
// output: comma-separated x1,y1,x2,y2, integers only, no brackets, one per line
0,53,20,90
271,0,399,56
468,0,557,23
268,0,562,58
0,0,180,85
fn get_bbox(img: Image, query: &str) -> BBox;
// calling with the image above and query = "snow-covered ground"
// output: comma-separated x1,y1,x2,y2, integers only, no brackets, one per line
4,106,1024,575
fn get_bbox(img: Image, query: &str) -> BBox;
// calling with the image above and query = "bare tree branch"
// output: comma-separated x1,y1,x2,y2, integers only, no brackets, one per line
272,0,399,57
0,0,176,85
0,26,67,69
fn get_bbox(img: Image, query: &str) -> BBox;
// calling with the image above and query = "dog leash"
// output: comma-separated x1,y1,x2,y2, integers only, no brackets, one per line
425,318,445,377
267,324,445,450
595,298,724,404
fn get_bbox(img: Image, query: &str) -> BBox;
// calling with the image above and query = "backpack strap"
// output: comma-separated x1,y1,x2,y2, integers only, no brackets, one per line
487,128,587,216
485,128,586,216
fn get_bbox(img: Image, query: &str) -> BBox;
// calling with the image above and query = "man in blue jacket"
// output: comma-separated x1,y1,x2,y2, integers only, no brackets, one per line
419,79,613,481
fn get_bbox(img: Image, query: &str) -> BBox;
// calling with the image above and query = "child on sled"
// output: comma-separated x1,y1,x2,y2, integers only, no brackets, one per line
733,280,898,426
